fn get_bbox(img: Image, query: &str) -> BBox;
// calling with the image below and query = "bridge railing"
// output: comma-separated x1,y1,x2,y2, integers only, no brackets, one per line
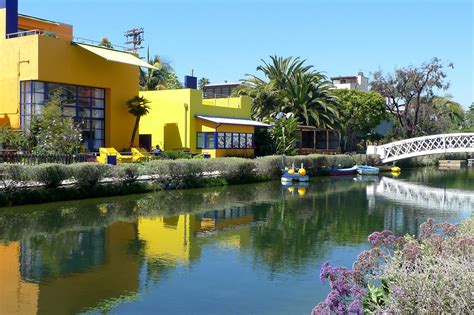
367,133,474,163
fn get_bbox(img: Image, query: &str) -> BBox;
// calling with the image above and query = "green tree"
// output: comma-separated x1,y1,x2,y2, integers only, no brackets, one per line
140,50,181,90
198,77,210,90
268,113,299,155
235,56,340,128
98,37,113,49
332,89,387,150
464,103,474,131
432,95,465,131
34,92,82,154
164,72,183,89
371,58,453,138
127,96,151,147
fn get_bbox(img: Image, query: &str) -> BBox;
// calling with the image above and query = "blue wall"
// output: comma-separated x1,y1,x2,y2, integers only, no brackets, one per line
0,0,18,35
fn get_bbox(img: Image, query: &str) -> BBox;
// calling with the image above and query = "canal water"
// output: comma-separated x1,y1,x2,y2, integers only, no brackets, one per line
0,168,472,315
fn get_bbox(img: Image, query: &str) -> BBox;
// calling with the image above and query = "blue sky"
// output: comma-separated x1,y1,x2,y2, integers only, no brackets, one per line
21,0,473,107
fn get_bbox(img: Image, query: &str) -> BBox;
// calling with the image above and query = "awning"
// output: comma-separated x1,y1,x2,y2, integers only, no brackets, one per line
75,43,157,70
196,115,270,127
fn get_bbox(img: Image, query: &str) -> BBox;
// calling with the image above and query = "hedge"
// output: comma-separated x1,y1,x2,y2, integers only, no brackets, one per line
0,154,380,206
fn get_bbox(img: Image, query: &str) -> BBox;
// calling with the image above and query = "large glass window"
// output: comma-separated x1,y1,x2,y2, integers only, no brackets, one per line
20,81,105,151
196,132,255,149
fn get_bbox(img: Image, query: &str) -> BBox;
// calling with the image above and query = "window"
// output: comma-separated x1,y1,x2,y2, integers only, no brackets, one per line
217,133,225,149
246,134,253,148
197,133,205,149
239,134,246,148
20,81,106,151
197,132,255,149
232,133,240,148
205,133,215,149
225,133,232,149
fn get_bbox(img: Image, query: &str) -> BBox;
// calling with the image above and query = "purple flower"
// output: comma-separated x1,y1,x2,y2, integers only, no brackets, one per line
368,230,395,246
320,262,331,283
348,297,363,314
420,218,435,239
441,223,458,236
402,242,421,262
312,302,331,315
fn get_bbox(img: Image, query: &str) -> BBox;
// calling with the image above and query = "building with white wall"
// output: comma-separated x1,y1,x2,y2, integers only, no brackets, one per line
331,72,369,92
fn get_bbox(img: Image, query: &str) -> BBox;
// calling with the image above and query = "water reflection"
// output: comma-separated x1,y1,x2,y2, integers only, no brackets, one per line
0,169,471,315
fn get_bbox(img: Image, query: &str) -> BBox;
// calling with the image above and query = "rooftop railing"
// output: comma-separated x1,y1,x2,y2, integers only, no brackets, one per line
6,29,45,38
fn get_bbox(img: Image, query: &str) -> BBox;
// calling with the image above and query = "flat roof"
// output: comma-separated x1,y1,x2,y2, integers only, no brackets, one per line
331,76,357,81
204,82,241,88
18,13,61,25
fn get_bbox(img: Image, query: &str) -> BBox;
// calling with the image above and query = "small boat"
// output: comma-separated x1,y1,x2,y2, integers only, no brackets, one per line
329,166,358,176
281,163,309,183
357,165,380,175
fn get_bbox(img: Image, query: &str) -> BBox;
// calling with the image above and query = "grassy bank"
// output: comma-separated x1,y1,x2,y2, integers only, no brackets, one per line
0,154,379,207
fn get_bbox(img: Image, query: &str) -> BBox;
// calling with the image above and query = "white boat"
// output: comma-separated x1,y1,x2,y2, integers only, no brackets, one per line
357,165,380,175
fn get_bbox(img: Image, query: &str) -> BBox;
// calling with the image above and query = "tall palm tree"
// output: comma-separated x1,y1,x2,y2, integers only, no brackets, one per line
235,55,340,128
127,96,151,147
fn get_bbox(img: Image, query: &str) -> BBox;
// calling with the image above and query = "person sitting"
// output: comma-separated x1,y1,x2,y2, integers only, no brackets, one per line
151,145,162,156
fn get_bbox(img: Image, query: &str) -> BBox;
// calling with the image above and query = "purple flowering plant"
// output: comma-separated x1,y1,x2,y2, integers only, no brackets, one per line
313,217,473,314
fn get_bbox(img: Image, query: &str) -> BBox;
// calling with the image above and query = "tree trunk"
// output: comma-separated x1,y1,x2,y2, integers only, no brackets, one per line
130,117,140,148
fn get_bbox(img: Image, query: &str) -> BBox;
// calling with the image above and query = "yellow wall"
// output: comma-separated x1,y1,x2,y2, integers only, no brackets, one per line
139,89,255,157
0,242,39,315
0,30,139,149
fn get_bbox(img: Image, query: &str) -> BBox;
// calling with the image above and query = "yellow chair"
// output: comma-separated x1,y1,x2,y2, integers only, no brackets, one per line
131,147,149,162
97,148,133,164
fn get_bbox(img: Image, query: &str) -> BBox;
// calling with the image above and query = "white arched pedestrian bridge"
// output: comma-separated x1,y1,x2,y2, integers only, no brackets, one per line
367,133,474,163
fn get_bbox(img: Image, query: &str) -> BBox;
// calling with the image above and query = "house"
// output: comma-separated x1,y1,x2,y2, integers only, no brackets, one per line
139,82,269,158
331,72,369,92
0,0,155,151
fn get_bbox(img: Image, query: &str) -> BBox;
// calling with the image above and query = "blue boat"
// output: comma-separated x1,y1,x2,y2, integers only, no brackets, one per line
329,166,358,176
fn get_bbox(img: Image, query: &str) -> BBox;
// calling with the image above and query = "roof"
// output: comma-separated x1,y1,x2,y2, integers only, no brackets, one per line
18,13,61,26
204,82,242,88
75,43,157,70
196,115,270,127
330,76,358,81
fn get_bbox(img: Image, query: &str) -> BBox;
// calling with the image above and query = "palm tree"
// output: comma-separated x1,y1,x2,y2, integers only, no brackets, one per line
235,55,340,128
198,77,210,89
127,96,151,147
284,72,339,128
140,48,176,91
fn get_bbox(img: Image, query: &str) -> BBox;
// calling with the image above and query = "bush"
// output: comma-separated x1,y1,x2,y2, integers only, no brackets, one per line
114,164,140,186
162,151,192,160
32,163,70,188
0,164,30,191
68,163,112,188
314,218,474,314
208,158,257,184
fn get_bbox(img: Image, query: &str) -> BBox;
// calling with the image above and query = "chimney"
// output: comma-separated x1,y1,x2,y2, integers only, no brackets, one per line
0,0,18,36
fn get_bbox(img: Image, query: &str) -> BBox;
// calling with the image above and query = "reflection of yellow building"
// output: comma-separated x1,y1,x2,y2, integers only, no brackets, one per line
0,1,154,150
138,215,201,264
0,242,39,315
0,222,140,314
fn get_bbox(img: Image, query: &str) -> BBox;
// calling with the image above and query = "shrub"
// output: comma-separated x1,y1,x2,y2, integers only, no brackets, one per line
313,218,474,314
162,151,192,160
0,164,30,191
209,158,257,184
32,163,70,188
255,155,286,180
114,164,140,186
68,163,112,188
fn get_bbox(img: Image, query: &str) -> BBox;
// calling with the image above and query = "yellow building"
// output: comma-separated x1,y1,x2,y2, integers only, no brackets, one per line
0,0,154,151
139,89,268,158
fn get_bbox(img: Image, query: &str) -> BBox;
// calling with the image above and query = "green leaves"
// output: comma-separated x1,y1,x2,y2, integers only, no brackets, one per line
235,55,340,129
